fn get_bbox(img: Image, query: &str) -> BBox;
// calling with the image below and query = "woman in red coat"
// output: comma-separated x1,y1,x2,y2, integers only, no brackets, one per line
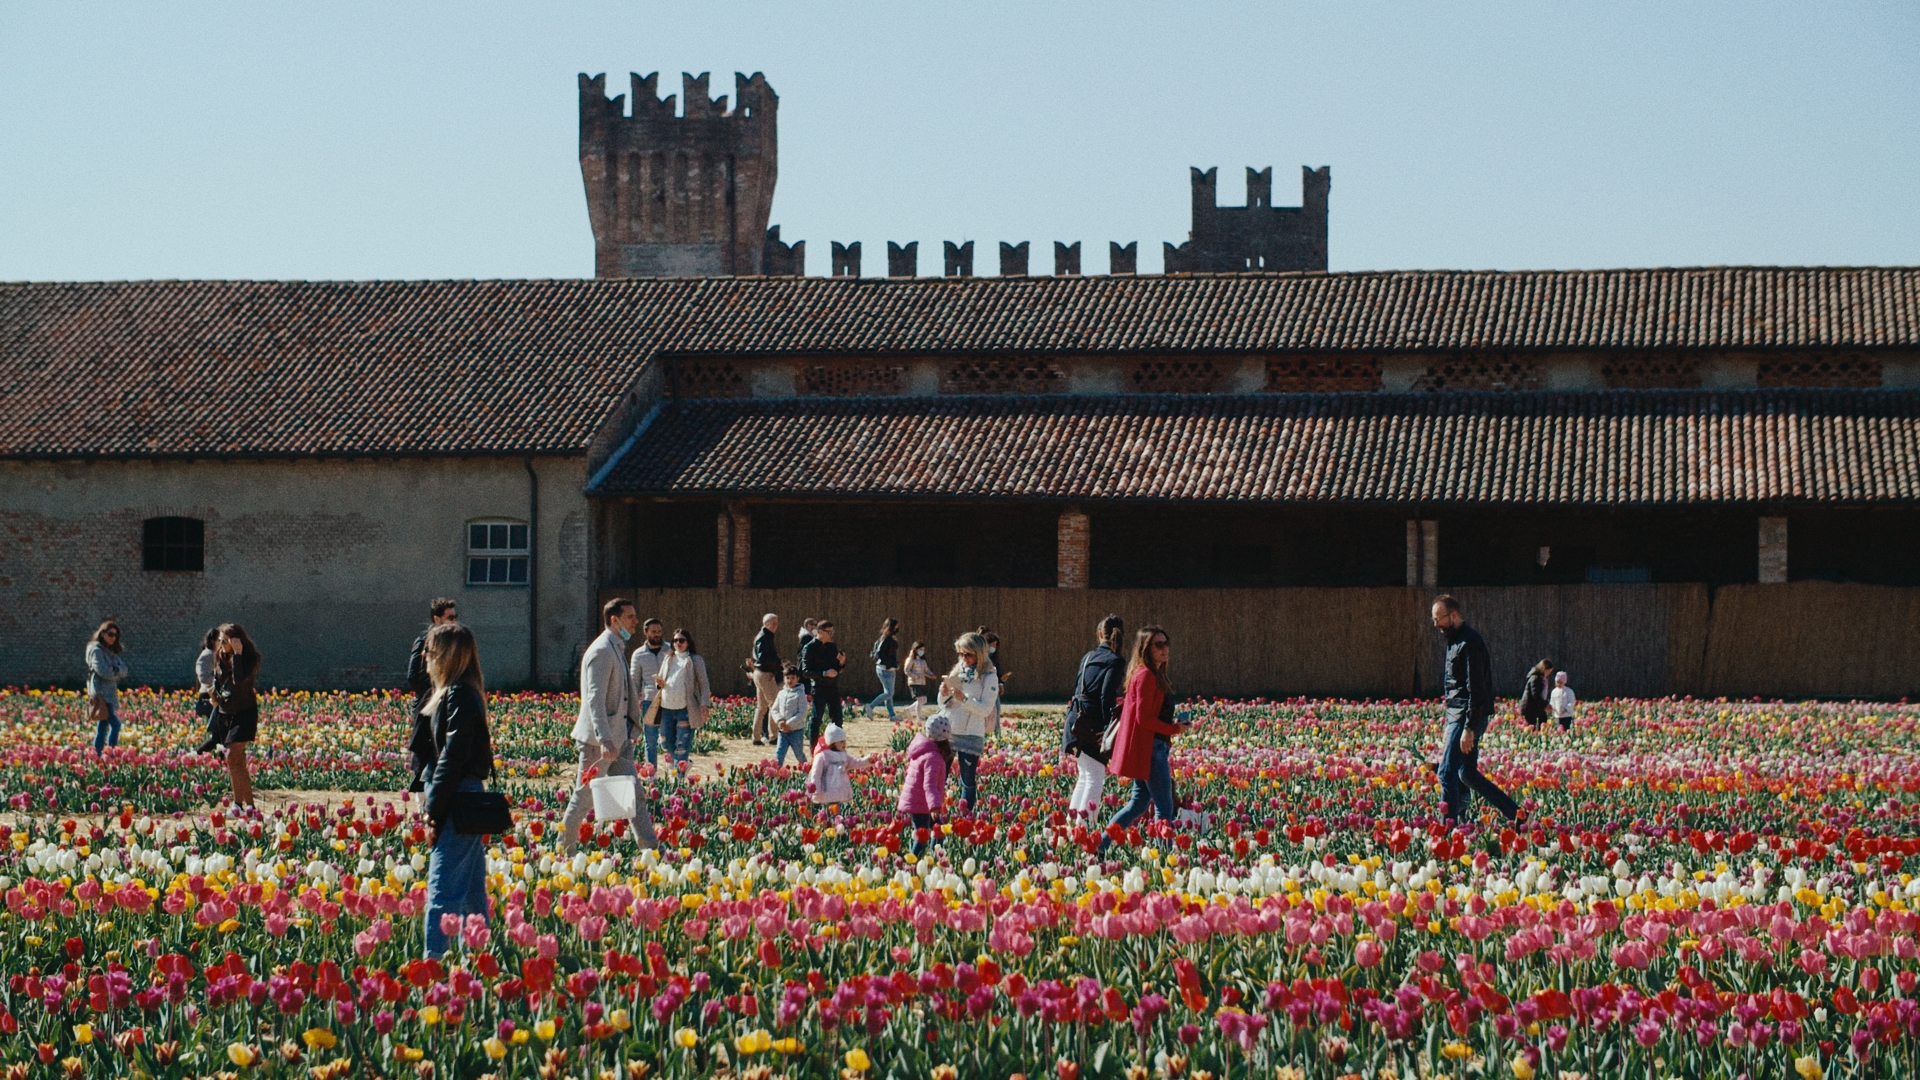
1100,625,1183,848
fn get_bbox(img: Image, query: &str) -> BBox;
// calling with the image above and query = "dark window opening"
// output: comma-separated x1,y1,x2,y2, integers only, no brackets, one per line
896,543,957,585
1211,543,1272,577
142,517,204,572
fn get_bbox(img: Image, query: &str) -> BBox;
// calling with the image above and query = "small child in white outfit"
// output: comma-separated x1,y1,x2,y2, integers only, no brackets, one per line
769,663,811,766
1549,671,1576,731
806,723,870,808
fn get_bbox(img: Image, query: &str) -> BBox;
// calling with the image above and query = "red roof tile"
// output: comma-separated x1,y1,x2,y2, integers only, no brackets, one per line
592,390,1920,505
2,268,1918,457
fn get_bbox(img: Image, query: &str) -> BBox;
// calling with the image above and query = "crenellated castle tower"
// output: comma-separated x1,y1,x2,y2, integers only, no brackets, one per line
579,70,799,277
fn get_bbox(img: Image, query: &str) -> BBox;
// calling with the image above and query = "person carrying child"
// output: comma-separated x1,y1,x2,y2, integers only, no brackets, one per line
897,713,952,855
806,723,869,808
769,661,811,766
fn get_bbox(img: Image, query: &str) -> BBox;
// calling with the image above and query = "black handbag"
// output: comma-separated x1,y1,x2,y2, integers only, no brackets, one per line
450,790,513,836
194,692,213,719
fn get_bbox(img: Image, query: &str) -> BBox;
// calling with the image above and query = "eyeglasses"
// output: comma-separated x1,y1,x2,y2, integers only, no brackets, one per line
673,637,688,644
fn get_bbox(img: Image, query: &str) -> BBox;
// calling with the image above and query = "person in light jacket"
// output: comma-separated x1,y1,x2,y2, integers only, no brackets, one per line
938,631,999,811
897,713,953,855
1549,670,1576,731
768,662,811,767
649,627,710,777
806,723,869,808
85,620,129,754
417,621,496,959
1100,625,1184,850
192,627,221,754
627,618,669,767
563,598,657,855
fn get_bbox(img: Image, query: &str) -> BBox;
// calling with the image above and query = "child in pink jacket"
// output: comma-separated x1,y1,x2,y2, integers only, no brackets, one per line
897,714,953,855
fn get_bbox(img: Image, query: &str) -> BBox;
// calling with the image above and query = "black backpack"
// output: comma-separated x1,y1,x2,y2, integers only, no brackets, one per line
1065,649,1123,754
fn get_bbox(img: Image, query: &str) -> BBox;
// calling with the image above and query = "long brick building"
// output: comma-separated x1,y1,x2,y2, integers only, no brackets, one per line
3,268,1918,699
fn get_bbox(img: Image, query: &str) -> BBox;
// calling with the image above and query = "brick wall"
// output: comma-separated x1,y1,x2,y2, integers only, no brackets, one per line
0,456,590,689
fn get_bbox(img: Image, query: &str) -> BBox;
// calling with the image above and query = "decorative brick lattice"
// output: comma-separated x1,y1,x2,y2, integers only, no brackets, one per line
940,358,1066,394
1129,358,1222,394
1757,353,1882,388
1411,355,1543,392
1599,353,1703,389
1266,355,1382,392
797,364,905,397
675,359,747,398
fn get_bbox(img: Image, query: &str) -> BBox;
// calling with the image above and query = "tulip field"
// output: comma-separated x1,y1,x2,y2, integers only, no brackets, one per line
0,688,1918,1078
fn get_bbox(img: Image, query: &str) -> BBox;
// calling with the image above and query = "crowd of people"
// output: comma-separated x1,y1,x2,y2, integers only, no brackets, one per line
76,591,1570,957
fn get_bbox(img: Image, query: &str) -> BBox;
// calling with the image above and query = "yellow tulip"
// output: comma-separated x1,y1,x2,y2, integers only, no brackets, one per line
845,1047,872,1072
534,1019,556,1041
301,1028,337,1050
1796,1056,1823,1080
1441,1041,1471,1061
610,1007,632,1031
227,1043,258,1068
417,1005,441,1026
70,1025,93,1045
1510,1056,1535,1080
483,1037,507,1060
674,1028,699,1049
772,1037,804,1055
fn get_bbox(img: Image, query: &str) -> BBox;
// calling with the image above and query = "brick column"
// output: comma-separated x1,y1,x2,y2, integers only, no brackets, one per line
717,502,751,587
1406,520,1438,587
1758,516,1788,584
1057,506,1089,588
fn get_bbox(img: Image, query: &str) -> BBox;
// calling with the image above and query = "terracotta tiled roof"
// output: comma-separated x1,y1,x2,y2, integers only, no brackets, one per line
591,390,1920,505
3,268,1918,457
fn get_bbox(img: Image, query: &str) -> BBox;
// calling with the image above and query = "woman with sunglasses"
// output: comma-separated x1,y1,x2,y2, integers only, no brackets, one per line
650,627,711,778
84,621,129,754
1100,625,1186,849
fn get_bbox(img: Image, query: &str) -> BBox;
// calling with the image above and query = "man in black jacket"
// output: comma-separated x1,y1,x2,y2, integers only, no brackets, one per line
801,621,846,743
405,597,458,791
751,613,782,746
1065,615,1126,818
1431,595,1520,825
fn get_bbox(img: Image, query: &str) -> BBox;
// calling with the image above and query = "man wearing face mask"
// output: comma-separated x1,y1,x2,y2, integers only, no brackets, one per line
564,598,657,853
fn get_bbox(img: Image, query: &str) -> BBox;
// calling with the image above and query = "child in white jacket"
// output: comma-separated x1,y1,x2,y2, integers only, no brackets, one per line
806,724,869,807
769,663,811,767
1550,671,1576,731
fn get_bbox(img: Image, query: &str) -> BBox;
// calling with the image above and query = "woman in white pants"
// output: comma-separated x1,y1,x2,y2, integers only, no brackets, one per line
1064,616,1127,818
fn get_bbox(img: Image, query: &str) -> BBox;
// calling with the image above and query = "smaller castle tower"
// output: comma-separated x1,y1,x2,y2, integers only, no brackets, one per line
579,70,784,277
1164,166,1329,273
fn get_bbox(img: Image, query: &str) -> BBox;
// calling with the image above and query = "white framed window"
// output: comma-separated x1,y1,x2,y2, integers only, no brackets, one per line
467,520,529,586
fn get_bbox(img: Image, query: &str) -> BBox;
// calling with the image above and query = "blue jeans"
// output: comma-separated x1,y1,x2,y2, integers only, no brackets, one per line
774,728,808,766
1438,719,1518,824
955,751,979,809
658,708,691,765
93,705,121,753
867,667,896,719
1105,737,1174,843
642,720,658,767
424,778,489,958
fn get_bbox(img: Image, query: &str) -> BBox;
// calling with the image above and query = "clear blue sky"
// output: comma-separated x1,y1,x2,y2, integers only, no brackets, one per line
3,1,1915,280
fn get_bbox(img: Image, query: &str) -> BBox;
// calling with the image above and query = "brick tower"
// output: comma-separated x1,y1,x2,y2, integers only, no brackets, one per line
579,70,793,277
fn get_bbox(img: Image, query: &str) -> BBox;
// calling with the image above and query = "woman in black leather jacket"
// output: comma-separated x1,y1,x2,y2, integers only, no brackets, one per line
419,622,496,959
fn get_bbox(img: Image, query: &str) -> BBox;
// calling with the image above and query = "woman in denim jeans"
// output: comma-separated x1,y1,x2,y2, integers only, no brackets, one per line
650,628,710,778
865,618,900,721
84,621,128,754
419,622,496,959
1100,626,1185,850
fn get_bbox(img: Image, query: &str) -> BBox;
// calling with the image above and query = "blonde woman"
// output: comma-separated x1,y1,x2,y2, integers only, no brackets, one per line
418,622,496,959
937,631,999,810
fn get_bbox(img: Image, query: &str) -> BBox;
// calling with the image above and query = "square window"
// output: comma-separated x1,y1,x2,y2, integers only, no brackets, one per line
142,516,204,572
467,520,530,586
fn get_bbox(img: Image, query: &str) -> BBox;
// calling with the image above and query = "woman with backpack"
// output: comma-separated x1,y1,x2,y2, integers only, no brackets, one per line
1064,615,1126,819
865,618,900,721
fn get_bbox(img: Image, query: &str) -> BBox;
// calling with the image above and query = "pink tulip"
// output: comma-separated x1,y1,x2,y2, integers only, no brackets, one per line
1354,940,1383,968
